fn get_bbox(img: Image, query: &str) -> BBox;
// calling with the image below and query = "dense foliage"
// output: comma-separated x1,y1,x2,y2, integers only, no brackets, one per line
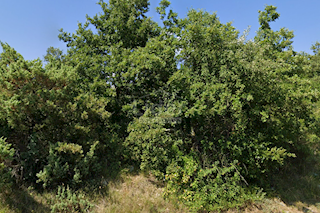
0,0,319,212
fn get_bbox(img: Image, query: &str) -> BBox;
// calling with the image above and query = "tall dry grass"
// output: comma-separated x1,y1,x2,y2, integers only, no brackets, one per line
94,174,189,213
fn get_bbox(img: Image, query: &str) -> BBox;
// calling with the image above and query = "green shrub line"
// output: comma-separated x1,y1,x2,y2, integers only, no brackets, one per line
1,0,320,212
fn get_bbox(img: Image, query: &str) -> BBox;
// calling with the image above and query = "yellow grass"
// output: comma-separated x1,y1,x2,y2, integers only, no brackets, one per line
94,174,189,213
0,168,320,212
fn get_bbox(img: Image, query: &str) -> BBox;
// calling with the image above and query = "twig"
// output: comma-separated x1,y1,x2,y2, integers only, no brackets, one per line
232,163,249,186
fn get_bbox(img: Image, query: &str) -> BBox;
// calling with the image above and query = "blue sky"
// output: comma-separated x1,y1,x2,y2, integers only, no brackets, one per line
1,0,319,61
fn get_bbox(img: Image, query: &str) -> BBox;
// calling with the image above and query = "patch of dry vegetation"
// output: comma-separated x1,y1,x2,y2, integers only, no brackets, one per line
1,169,320,213
2,154,320,213
227,198,319,213
94,174,189,213
93,171,320,213
0,187,51,213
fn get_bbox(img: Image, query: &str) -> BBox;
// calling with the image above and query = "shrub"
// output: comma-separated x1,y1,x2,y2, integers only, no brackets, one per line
36,141,101,188
126,3,317,211
50,186,93,213
0,43,117,188
0,137,15,189
165,155,265,212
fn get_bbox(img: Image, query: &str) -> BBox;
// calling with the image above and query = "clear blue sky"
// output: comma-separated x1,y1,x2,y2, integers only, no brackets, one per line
1,0,319,61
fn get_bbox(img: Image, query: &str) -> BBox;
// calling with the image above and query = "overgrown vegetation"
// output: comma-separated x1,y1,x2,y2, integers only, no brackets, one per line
1,0,320,212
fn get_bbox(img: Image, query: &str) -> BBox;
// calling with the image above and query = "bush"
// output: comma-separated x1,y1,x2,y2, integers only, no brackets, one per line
0,137,15,189
36,141,101,188
0,1,319,212
125,3,317,211
164,155,265,212
50,186,93,213
0,43,117,188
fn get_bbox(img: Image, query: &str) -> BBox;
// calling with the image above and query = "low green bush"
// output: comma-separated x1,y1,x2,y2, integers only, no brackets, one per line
50,186,93,213
0,137,15,190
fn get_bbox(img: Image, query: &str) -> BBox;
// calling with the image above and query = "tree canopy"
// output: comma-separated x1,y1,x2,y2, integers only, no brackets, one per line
0,1,319,212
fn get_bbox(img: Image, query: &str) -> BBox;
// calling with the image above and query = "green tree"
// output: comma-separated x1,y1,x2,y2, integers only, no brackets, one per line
58,0,178,142
255,5,294,52
0,42,116,188
310,41,320,75
126,4,318,211
0,1,319,212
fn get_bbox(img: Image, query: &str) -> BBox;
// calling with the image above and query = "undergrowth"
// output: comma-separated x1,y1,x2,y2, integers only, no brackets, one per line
1,167,320,213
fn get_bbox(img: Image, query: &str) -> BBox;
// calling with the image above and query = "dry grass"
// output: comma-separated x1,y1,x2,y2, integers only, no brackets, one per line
94,174,189,213
227,198,320,213
1,165,320,213
93,171,320,213
0,187,51,213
